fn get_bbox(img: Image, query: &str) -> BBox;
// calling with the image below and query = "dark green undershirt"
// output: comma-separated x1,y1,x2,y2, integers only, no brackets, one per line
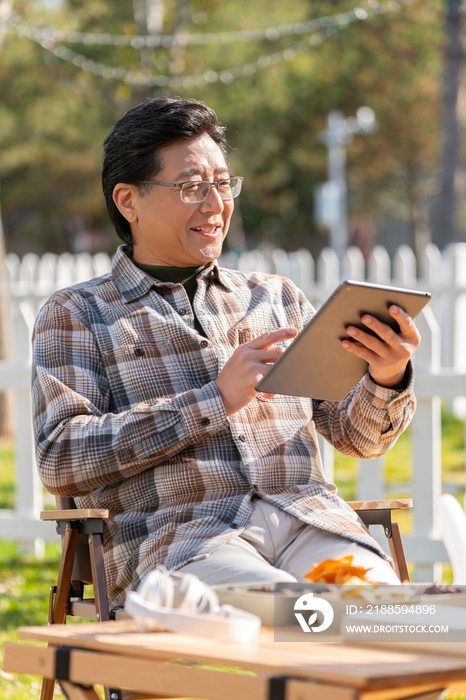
134,261,209,337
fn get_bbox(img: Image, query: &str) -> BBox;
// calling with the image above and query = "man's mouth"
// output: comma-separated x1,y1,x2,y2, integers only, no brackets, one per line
190,224,221,236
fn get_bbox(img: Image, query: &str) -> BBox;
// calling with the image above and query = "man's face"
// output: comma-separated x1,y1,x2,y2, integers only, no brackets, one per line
117,133,234,267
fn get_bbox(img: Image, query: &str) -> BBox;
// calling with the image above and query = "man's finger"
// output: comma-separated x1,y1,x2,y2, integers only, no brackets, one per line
249,346,286,364
248,328,297,349
359,309,419,349
346,325,389,354
358,315,399,345
341,338,379,364
388,306,419,338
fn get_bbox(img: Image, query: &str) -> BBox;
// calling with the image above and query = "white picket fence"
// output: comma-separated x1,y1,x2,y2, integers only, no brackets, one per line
2,242,466,580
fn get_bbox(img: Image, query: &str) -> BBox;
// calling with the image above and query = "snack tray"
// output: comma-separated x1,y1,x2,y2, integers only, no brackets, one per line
213,581,466,627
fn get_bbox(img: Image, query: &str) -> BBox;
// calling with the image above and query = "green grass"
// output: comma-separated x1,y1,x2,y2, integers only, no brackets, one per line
0,542,108,699
333,428,414,502
0,439,15,509
0,439,102,699
333,408,466,586
1,414,466,699
0,541,63,699
334,408,466,507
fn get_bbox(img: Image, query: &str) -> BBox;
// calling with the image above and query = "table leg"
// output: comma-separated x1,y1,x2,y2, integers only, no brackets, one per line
40,677,57,700
59,681,101,700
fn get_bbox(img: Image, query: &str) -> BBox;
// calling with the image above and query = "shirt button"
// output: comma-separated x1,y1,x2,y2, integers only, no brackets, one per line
201,416,210,426
238,435,246,442
253,484,259,491
134,348,144,356
200,340,209,348
179,309,187,316
230,523,239,529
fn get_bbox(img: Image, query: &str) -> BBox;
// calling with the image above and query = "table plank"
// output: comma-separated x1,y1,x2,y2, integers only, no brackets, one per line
15,621,466,692
3,642,358,700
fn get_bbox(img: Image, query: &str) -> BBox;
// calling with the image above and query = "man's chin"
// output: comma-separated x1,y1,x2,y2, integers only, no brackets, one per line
198,243,223,263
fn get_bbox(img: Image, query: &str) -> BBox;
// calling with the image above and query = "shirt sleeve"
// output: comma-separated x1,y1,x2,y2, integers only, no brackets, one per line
296,288,416,459
312,366,416,459
32,299,227,497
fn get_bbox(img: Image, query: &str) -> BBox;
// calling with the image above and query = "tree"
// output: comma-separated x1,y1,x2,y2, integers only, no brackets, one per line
430,0,464,249
0,0,446,258
0,2,13,436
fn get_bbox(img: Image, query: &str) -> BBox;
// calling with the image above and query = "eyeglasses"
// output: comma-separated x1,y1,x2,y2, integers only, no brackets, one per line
139,176,243,203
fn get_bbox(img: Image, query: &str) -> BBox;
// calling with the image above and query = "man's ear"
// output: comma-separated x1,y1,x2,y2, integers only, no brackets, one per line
113,183,139,223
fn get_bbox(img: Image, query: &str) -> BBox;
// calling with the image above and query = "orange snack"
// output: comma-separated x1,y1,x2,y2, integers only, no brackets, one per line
304,555,374,584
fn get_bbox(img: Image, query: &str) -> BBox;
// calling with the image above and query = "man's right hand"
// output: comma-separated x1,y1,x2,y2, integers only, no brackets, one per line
214,328,298,416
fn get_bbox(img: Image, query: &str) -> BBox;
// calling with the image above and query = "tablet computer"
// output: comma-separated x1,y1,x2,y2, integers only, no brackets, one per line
255,280,431,401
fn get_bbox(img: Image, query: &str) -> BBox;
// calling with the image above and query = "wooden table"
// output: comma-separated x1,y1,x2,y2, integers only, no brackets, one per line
4,620,466,700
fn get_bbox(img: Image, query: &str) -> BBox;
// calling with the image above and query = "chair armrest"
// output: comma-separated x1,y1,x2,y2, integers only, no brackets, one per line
40,509,109,521
348,498,412,511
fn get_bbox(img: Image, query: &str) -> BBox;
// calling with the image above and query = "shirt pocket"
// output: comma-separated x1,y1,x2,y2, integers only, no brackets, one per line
228,324,294,348
102,342,181,408
229,325,312,414
101,342,217,408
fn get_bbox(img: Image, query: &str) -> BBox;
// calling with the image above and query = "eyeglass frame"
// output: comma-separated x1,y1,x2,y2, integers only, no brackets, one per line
138,176,244,203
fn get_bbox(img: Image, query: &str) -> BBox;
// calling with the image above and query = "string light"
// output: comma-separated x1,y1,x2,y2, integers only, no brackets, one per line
8,0,413,48
7,0,419,88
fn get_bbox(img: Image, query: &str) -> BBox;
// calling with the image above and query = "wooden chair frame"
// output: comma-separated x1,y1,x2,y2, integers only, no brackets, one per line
39,497,412,700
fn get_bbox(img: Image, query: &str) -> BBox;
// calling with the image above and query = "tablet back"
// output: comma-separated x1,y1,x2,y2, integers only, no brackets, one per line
255,280,431,401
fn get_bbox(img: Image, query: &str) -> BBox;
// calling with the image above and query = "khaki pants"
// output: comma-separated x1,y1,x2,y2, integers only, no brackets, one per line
179,497,400,584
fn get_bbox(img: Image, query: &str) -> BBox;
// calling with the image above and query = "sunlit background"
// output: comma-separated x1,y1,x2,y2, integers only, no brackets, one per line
3,5,466,697
0,0,452,262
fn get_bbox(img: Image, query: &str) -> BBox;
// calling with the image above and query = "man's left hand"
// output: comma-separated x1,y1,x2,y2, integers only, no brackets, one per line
341,305,421,389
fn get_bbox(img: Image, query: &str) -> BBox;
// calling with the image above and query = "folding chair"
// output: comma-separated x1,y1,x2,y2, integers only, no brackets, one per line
39,496,412,700
39,497,129,700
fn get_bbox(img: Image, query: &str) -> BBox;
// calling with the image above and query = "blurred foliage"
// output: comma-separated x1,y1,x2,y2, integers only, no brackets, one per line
334,406,466,505
0,0,444,256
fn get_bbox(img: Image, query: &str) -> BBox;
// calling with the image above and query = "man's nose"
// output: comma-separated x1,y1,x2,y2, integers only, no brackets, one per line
199,184,224,213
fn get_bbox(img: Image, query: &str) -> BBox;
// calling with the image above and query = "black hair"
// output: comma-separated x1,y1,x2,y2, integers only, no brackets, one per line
102,97,229,245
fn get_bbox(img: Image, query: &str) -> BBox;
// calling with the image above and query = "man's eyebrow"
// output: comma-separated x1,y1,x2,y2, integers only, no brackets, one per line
175,167,230,180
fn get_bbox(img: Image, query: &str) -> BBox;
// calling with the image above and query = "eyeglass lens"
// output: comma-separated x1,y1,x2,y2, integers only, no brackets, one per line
180,178,242,203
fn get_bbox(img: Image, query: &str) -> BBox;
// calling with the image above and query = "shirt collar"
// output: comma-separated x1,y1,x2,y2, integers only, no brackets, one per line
112,245,233,303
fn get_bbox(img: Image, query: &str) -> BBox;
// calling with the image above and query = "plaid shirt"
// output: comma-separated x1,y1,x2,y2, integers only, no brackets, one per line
32,245,416,607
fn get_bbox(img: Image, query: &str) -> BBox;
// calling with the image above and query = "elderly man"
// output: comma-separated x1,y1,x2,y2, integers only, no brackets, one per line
32,98,419,609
